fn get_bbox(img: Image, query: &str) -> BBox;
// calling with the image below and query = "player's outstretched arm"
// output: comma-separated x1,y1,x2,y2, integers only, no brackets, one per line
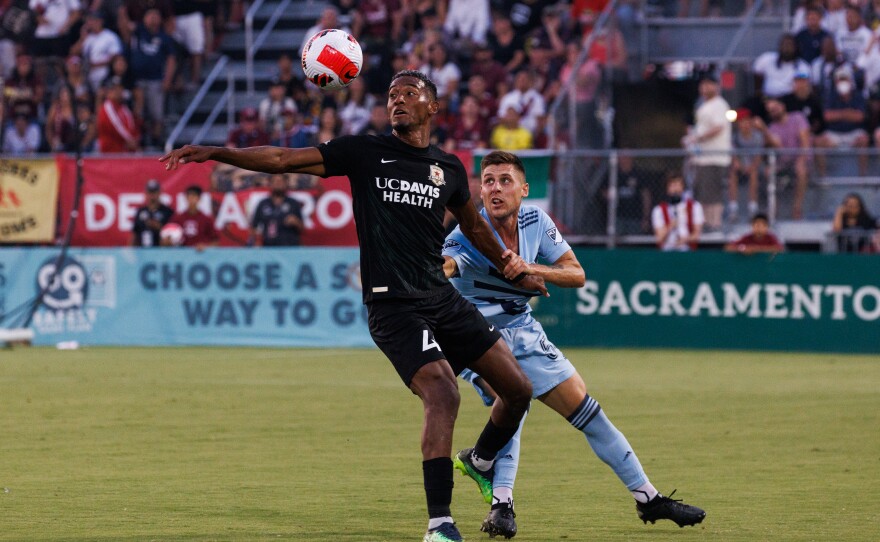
160,145,326,176
528,250,585,288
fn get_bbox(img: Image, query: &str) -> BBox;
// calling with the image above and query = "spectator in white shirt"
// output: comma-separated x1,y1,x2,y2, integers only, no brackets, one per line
444,0,490,46
30,0,82,58
419,42,461,99
836,5,873,64
337,77,375,135
71,10,122,93
823,0,847,36
753,34,811,98
652,173,705,252
258,77,297,138
497,69,546,135
298,7,351,58
682,73,731,231
2,112,42,155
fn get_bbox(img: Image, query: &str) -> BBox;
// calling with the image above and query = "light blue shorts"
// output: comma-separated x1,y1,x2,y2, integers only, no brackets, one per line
460,319,576,405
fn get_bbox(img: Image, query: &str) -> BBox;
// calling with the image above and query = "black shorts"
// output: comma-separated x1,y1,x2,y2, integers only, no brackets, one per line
367,284,502,387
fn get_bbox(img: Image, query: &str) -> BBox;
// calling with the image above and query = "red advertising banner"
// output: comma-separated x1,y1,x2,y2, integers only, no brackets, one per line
56,156,359,246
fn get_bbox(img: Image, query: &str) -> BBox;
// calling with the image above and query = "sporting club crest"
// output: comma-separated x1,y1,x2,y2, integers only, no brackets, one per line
545,227,563,245
429,165,445,186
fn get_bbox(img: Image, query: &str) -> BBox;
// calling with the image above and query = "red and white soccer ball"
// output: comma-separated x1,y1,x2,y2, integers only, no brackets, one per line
160,223,184,246
301,29,363,91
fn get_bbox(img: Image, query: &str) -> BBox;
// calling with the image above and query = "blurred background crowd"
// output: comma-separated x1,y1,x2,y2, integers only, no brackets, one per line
0,0,877,251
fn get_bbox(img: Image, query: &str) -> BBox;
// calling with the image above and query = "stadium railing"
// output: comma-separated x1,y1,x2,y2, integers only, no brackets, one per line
165,56,233,153
245,0,294,96
547,0,620,152
549,147,880,251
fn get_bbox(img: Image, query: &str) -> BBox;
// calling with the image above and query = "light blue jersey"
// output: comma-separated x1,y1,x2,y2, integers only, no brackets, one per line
442,205,571,329
445,205,651,497
444,205,575,399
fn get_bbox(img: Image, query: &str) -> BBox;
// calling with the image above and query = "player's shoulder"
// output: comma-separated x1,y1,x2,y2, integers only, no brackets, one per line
517,204,547,230
425,143,466,169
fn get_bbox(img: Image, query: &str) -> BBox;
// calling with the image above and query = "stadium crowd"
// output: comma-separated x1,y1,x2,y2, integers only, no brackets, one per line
1,0,243,153
0,0,877,250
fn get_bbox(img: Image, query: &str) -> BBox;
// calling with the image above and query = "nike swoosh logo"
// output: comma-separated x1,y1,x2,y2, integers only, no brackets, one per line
380,159,397,163
488,325,495,332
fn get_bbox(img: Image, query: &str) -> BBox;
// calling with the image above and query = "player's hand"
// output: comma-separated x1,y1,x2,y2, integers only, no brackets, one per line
160,145,214,170
516,275,549,297
501,249,529,280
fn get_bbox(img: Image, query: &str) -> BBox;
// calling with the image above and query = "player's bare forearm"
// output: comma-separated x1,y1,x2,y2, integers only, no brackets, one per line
161,145,325,176
450,201,527,280
527,250,585,288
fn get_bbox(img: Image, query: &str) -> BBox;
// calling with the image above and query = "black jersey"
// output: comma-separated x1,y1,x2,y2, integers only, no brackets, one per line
252,195,303,246
132,203,174,247
317,134,470,302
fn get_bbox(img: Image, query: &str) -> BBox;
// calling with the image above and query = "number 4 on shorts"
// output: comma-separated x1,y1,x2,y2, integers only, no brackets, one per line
422,330,441,352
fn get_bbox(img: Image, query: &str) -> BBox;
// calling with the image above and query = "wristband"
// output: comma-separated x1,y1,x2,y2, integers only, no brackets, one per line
512,272,528,283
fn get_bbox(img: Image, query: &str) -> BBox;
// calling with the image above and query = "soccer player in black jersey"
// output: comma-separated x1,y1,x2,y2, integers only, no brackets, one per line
161,71,543,542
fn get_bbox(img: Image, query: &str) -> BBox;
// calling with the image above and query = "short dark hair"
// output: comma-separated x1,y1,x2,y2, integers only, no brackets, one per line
390,70,438,100
185,185,203,196
665,171,685,186
481,151,526,178
751,212,769,224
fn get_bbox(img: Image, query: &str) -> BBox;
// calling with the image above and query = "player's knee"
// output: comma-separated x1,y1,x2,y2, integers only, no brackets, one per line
418,371,460,414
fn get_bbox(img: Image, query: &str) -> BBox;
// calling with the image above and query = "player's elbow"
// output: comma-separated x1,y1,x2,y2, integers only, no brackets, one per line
572,267,586,288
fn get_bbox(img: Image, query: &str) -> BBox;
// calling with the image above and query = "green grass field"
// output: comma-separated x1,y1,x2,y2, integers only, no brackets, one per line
1,347,878,541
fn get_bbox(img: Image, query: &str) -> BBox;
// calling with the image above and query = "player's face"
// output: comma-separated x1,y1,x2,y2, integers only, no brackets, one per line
481,164,529,220
752,219,769,237
387,77,437,131
269,176,287,194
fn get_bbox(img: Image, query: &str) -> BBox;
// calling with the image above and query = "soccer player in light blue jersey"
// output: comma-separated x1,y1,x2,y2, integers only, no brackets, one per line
443,151,706,539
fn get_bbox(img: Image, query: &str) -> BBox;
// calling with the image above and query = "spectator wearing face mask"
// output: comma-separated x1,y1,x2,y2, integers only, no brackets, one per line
652,172,705,252
814,66,869,176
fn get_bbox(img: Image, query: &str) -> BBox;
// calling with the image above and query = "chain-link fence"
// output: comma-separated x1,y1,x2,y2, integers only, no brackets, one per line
546,147,880,252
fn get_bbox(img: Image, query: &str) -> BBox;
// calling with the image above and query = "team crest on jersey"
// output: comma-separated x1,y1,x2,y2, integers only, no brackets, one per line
443,239,462,251
545,227,563,245
429,165,445,186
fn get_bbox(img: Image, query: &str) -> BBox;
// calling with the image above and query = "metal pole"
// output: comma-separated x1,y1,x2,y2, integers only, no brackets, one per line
767,151,777,225
228,70,236,134
245,1,264,96
607,150,619,248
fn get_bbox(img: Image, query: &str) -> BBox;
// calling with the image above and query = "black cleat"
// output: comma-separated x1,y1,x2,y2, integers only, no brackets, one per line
481,501,517,539
636,490,706,528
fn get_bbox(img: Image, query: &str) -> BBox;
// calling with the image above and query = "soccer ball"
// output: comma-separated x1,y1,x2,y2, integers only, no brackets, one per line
301,29,363,91
160,223,184,246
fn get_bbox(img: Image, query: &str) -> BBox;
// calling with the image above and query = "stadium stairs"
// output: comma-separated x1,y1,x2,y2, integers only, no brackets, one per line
168,0,326,148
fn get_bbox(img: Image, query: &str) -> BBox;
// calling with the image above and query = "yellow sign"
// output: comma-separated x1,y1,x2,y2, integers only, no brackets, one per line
0,158,59,243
